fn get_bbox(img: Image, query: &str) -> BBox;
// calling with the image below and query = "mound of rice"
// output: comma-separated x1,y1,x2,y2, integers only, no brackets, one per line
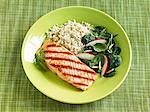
47,20,92,54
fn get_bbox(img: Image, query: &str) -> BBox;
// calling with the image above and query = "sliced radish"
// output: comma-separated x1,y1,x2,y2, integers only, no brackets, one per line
76,53,95,60
85,39,107,47
95,38,105,40
84,50,93,53
101,55,109,76
84,50,93,54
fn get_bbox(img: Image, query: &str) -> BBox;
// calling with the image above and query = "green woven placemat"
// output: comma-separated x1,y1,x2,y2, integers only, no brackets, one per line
0,0,150,112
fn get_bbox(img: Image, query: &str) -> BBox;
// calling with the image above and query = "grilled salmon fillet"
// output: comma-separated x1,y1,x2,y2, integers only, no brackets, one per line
37,39,98,90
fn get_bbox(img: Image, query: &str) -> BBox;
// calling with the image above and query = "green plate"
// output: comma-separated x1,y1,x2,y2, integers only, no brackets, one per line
21,6,132,104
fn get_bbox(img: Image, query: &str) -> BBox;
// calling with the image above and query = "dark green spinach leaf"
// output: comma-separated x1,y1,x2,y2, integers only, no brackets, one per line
90,54,104,67
92,26,105,33
81,34,96,44
112,46,121,55
34,48,48,71
80,25,121,77
93,43,107,52
108,54,122,69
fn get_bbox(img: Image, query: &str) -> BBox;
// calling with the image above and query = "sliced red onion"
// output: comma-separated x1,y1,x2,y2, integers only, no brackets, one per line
84,50,93,52
84,50,93,54
101,55,108,76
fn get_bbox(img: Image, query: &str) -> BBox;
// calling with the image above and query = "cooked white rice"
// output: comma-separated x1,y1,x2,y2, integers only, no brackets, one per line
47,20,92,54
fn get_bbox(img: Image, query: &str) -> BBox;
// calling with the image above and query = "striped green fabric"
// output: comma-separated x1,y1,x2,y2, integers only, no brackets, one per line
0,0,150,112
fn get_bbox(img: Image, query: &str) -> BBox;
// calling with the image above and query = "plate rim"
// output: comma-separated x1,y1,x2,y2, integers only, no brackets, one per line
21,6,132,104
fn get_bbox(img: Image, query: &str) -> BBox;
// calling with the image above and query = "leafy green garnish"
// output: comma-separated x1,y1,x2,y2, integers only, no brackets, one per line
90,54,104,67
34,48,48,71
79,25,122,77
112,46,121,55
92,26,105,33
108,54,122,69
93,43,107,52
92,26,110,40
81,34,96,45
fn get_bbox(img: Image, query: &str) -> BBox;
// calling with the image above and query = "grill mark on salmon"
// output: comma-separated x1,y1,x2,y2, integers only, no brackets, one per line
60,68,93,79
47,44,61,47
46,46,65,51
50,64,96,74
49,61,95,79
45,57,83,64
48,60,94,73
63,73,95,81
50,64,95,81
73,82,89,86
45,53,77,63
45,50,73,55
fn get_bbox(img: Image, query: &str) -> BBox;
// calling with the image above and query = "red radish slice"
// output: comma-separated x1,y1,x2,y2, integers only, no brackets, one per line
96,38,105,40
85,39,107,47
101,55,109,76
84,50,93,52
84,50,93,54
85,52,93,54
76,53,95,60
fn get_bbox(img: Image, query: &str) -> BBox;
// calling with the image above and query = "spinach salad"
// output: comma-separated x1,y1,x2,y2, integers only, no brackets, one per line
77,26,122,77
